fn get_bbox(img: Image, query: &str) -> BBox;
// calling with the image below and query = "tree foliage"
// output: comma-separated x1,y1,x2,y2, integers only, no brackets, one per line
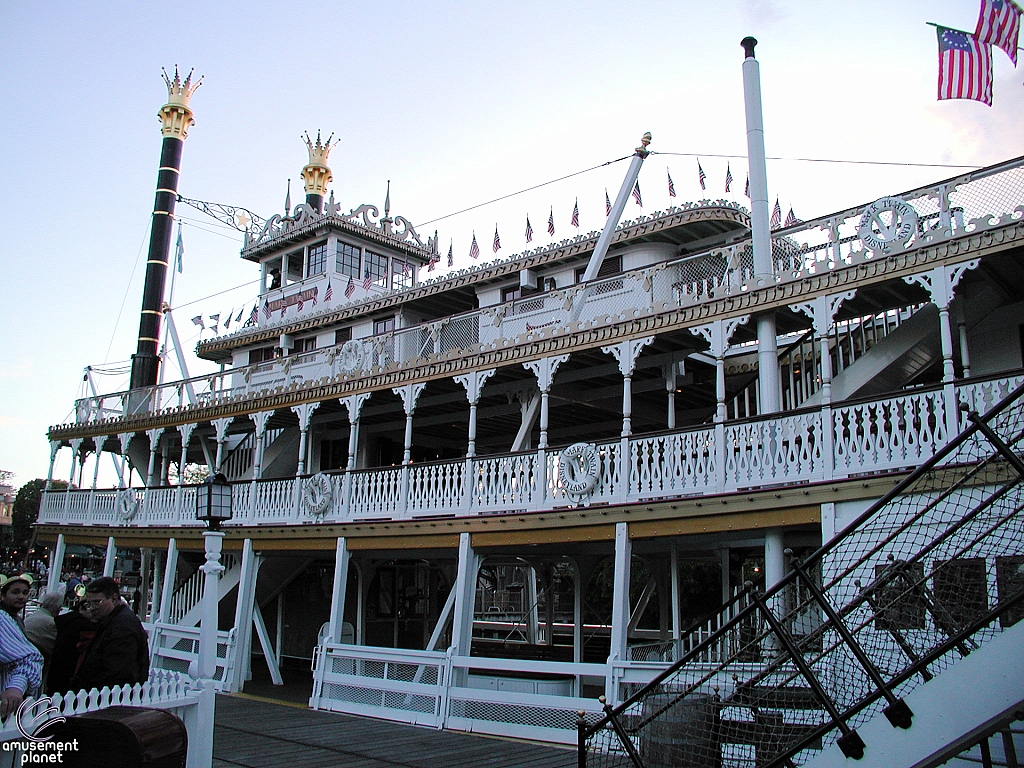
12,479,67,546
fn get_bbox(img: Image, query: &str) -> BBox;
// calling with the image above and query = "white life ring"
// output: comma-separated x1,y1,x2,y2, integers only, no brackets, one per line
857,196,919,253
339,340,364,373
302,473,333,517
558,442,600,496
116,490,140,521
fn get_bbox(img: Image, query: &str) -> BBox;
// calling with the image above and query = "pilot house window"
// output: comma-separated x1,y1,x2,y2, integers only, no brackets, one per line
366,251,388,288
307,242,328,276
336,242,360,278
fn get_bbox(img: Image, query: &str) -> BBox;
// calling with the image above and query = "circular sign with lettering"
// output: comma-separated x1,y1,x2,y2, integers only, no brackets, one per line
302,473,333,517
116,489,140,521
558,443,600,496
339,340,364,373
857,197,919,253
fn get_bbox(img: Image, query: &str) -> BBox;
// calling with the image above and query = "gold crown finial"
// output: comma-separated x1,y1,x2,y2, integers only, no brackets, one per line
158,66,202,140
301,131,338,198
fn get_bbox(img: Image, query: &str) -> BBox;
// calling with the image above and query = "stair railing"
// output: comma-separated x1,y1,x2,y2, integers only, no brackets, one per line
581,380,1024,768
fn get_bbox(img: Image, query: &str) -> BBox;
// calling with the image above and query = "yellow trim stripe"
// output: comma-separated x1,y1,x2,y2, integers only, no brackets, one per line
153,211,174,217
155,188,178,195
138,336,160,343
141,310,161,315
147,259,168,265
158,167,180,173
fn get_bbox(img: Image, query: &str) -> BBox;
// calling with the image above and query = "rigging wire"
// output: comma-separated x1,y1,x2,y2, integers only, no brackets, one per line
178,216,244,241
650,151,981,170
415,155,632,227
103,225,150,364
172,280,260,311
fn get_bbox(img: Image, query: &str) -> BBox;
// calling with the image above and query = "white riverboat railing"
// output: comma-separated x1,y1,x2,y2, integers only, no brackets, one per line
39,373,1024,528
66,156,1024,427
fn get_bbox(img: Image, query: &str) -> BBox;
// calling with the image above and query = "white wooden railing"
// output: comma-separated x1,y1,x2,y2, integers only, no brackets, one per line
40,373,1024,529
146,622,237,691
310,643,606,744
0,669,212,768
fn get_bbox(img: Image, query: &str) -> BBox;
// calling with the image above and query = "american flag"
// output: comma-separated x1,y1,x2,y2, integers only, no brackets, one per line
770,199,782,229
725,164,733,193
697,160,706,191
363,268,372,290
191,315,204,329
324,280,333,302
447,241,453,267
345,275,355,297
246,304,258,326
492,227,501,253
234,307,244,325
547,207,555,236
631,181,642,207
427,251,439,272
976,0,1021,64
571,199,580,228
937,26,993,105
744,175,750,198
784,207,798,227
223,309,233,330
469,233,480,259
605,189,611,217
263,300,271,319
525,216,533,243
209,314,220,333
667,168,676,198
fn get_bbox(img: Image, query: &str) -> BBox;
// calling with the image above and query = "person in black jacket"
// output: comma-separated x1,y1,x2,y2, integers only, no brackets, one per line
48,597,96,695
69,577,149,691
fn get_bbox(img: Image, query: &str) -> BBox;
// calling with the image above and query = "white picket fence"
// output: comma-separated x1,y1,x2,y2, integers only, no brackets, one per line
0,669,214,768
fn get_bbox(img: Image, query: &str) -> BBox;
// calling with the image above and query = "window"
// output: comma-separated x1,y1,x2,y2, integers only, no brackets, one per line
285,253,303,283
575,254,622,283
933,557,988,631
307,242,328,276
248,346,275,365
501,285,522,303
391,258,412,290
336,242,360,278
997,556,1024,627
872,561,926,631
296,337,317,353
366,250,388,288
373,316,395,335
335,327,352,345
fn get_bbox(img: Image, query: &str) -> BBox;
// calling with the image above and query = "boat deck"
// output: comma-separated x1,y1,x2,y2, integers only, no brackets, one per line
213,695,578,768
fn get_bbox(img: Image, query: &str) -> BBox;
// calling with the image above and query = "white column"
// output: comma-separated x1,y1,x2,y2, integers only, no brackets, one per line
45,441,60,490
342,393,371,471
146,428,165,487
177,423,197,485
291,403,321,476
392,384,426,465
68,439,83,488
103,535,117,577
250,411,273,480
958,315,971,379
454,369,496,458
696,318,750,423
150,548,164,622
450,532,479,685
158,538,179,624
602,338,654,438
90,438,104,491
764,528,786,590
197,530,225,680
327,537,351,643
609,522,632,664
572,559,583,667
523,355,569,450
664,364,677,430
212,418,233,474
47,534,66,593
230,539,260,692
670,542,681,639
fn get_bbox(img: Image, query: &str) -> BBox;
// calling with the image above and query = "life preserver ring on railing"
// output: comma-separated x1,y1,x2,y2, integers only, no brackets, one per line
339,340,364,373
302,473,333,517
558,442,600,497
857,196,919,253
116,490,140,522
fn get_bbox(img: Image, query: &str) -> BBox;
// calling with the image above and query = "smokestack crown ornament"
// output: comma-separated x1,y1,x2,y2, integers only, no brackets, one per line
301,131,337,212
159,67,202,140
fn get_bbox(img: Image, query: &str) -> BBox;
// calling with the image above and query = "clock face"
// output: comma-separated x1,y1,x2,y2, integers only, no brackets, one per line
858,197,919,253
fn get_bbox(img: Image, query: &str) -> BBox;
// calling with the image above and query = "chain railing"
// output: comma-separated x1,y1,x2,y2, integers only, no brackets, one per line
581,379,1024,768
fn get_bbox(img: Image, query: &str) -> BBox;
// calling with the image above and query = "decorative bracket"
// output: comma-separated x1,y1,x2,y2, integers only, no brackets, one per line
394,383,427,415
291,402,321,431
251,410,273,437
601,337,655,377
524,354,570,393
694,316,750,358
177,422,198,448
212,417,234,443
904,260,979,310
792,291,856,337
146,428,165,451
118,432,134,456
342,392,371,423
454,369,496,406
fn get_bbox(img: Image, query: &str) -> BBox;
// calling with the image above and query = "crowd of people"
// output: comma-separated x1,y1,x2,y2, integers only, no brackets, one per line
0,571,150,719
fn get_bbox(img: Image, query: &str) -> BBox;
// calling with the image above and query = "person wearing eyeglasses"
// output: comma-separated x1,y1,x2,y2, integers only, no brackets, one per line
0,574,43,718
68,577,149,692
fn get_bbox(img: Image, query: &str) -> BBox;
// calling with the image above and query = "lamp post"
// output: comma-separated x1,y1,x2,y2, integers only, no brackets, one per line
195,473,232,680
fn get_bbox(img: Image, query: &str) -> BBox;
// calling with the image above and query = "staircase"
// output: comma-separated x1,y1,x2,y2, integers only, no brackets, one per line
582,380,1024,768
166,553,241,626
220,428,286,481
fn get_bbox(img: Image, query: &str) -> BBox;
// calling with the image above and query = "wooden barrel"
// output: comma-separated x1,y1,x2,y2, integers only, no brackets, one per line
641,693,720,768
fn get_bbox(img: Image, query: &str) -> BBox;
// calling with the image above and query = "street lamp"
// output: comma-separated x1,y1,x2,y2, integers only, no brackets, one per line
195,472,232,530
194,472,231,682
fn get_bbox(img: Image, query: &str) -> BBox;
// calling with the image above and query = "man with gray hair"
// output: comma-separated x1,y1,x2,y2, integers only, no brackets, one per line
25,588,64,690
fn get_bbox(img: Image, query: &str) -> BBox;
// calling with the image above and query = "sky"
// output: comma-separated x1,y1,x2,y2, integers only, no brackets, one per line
1,1,1023,490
